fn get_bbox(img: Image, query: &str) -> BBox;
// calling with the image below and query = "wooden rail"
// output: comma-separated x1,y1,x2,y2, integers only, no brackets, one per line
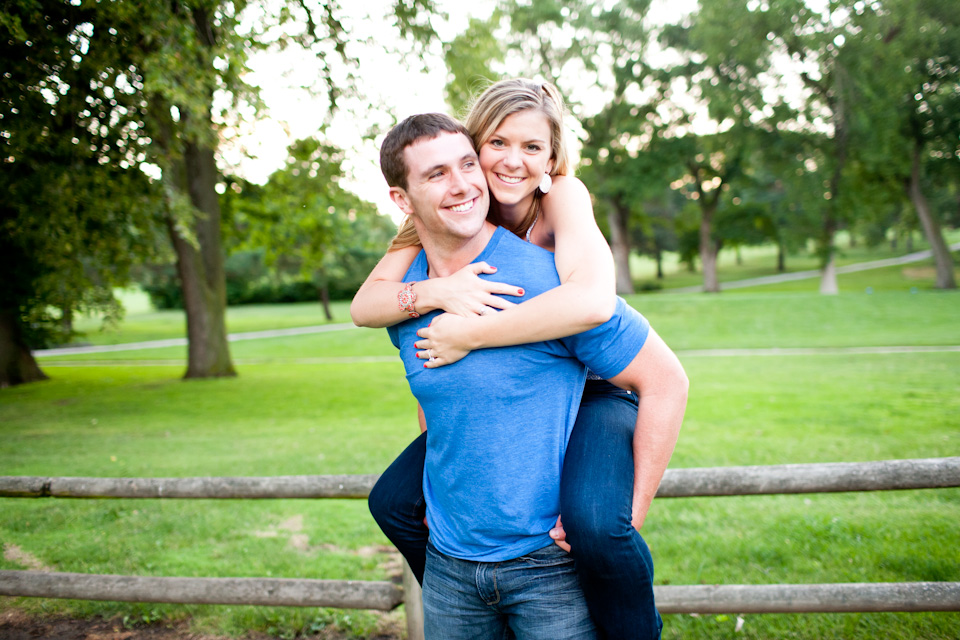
2,456,959,638
2,572,957,614
0,474,380,499
654,582,960,614
0,571,403,610
2,457,957,499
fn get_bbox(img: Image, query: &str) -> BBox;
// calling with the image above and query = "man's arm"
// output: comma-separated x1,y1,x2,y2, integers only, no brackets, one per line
607,328,688,529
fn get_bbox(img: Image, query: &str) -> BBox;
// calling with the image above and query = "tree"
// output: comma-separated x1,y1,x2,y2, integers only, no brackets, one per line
137,0,441,376
731,0,958,293
1,2,165,387
630,188,684,282
444,12,505,116
579,114,683,294
733,133,818,273
498,0,774,293
224,138,396,320
670,0,840,292
671,131,753,292
855,0,957,288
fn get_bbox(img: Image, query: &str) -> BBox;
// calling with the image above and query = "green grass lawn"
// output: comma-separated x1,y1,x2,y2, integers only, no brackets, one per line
5,280,960,637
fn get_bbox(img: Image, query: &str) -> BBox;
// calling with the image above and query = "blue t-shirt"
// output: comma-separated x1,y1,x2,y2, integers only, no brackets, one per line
387,226,650,562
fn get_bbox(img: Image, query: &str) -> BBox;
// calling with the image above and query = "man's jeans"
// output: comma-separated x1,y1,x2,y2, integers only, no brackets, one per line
423,542,597,640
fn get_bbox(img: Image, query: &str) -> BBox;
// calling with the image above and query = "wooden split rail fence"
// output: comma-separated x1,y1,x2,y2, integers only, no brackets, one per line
2,456,960,639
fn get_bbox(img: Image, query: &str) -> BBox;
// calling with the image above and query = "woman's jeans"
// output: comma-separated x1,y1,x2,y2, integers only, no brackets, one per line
423,542,596,640
368,380,662,640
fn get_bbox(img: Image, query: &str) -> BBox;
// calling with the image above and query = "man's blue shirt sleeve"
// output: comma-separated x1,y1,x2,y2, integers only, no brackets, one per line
562,297,650,380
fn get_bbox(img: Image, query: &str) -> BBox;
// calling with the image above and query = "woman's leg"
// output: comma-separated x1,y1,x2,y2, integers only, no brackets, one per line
368,431,429,584
560,380,662,640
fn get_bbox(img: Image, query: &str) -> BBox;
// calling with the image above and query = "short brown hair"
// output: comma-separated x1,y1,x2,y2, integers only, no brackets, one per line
379,113,472,190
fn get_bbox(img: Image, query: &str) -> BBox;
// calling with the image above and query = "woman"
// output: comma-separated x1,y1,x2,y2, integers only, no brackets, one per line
352,78,662,639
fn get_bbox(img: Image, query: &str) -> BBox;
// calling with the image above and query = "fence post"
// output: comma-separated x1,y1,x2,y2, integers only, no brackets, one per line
402,560,424,640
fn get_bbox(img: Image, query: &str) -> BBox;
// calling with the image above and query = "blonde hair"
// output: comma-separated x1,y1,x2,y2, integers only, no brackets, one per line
388,78,570,251
389,217,421,251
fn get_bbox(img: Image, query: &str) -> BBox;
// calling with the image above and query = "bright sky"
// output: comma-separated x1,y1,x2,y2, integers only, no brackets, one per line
217,0,701,221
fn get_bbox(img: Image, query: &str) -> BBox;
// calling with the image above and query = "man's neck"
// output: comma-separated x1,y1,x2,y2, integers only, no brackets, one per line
420,221,497,278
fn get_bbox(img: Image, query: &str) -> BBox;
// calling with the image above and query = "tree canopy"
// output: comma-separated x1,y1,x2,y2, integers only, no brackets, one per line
223,137,396,320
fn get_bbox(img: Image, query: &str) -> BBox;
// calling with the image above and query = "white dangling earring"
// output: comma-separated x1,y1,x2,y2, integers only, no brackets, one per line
538,173,552,195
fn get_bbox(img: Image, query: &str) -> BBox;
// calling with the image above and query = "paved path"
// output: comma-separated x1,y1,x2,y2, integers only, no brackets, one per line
35,323,358,357
668,242,960,294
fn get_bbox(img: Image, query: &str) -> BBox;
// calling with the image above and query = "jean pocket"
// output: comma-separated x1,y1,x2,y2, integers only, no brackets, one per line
517,544,574,567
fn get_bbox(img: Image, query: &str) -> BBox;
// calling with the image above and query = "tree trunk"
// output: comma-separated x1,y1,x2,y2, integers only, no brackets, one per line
819,76,847,296
699,201,720,293
145,7,236,380
0,311,48,388
607,200,634,295
655,247,664,280
318,283,333,321
819,244,839,295
151,102,235,379
61,307,73,338
818,213,839,295
907,142,956,289
777,239,786,273
171,138,236,379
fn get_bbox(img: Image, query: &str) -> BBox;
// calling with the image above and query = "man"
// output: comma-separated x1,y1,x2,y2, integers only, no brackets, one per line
377,113,687,639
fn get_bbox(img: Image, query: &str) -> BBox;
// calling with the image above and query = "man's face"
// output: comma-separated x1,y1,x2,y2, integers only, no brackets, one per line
390,132,489,246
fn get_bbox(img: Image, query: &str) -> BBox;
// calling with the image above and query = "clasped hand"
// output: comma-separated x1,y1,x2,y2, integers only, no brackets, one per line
415,313,473,367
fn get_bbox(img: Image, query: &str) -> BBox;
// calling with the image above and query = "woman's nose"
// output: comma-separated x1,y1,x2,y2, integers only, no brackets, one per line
502,147,522,169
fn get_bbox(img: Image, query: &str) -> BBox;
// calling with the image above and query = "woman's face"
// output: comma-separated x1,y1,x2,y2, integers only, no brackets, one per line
479,109,554,213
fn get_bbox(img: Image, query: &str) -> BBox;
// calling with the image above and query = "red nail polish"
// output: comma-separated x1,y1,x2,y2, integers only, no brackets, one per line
490,266,497,271
517,288,524,296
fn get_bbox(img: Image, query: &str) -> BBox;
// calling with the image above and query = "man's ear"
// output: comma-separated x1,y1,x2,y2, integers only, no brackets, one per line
389,186,414,216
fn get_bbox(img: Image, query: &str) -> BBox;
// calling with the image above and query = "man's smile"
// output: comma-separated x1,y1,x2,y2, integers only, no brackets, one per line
446,196,480,213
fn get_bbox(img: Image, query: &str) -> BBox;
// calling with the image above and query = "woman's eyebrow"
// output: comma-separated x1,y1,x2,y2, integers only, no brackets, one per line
493,132,548,145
